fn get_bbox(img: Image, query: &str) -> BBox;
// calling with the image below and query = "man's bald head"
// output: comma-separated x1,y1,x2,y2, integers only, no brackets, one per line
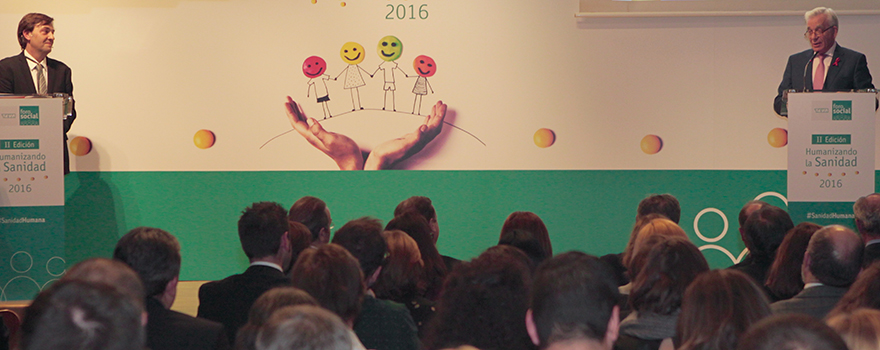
805,225,863,287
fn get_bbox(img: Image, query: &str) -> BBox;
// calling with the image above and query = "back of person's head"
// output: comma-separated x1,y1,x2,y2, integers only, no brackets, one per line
113,226,181,298
20,279,145,350
290,243,364,323
826,308,880,350
289,196,331,243
331,217,387,277
373,230,424,300
737,314,848,350
676,269,771,350
386,211,446,298
742,205,794,258
529,252,620,349
625,217,688,273
61,258,146,310
236,287,319,350
765,222,822,300
828,261,880,316
500,211,552,257
621,213,668,271
739,200,769,228
286,221,313,273
255,305,352,350
240,202,289,260
630,236,708,315
482,244,536,274
806,225,863,287
498,228,548,267
854,193,880,238
424,248,533,350
637,194,681,224
394,196,436,221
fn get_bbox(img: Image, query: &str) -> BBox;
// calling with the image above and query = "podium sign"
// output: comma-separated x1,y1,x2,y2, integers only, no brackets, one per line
0,96,65,301
787,91,876,226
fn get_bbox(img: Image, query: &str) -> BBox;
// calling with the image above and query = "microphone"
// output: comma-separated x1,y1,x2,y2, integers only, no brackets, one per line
803,51,819,92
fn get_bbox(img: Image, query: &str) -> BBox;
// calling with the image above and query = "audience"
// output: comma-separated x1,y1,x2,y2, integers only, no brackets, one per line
288,196,333,248
771,225,863,319
854,193,880,267
675,269,771,350
826,308,880,350
255,305,353,350
235,287,318,350
620,217,688,297
730,205,794,287
331,218,421,350
500,211,553,259
617,236,709,350
764,222,821,301
386,212,448,300
527,252,621,350
60,257,146,308
114,227,230,350
736,314,848,350
498,224,549,268
394,196,461,271
372,229,436,335
827,261,880,317
199,202,293,342
285,221,314,276
424,247,534,350
20,279,146,350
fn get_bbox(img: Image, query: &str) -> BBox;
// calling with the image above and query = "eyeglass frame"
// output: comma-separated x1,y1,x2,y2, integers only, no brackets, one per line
804,25,836,39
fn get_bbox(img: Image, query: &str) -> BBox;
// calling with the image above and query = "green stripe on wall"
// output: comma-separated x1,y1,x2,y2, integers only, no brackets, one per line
61,170,874,280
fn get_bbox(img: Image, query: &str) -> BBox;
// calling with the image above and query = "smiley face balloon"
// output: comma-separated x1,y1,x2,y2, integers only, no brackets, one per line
377,35,403,62
340,42,366,65
302,56,327,78
413,55,436,77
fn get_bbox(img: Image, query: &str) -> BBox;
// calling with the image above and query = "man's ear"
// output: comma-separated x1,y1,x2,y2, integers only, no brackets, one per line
603,305,620,349
281,232,291,252
526,309,540,346
319,227,330,243
22,31,32,41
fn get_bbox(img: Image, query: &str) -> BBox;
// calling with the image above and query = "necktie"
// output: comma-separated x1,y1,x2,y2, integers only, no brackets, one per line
35,64,48,95
813,54,826,91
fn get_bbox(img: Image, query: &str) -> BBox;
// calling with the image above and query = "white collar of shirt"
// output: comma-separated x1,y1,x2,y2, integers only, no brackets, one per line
813,43,837,83
249,261,283,272
804,282,824,289
866,238,880,246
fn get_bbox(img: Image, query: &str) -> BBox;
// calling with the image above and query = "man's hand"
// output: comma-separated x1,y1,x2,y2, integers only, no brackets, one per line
364,101,447,170
285,96,364,170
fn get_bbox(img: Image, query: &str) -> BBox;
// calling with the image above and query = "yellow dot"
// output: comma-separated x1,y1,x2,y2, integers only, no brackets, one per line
767,128,787,148
311,0,316,3
814,173,819,176
828,173,832,177
30,177,35,181
340,1,346,6
194,129,216,149
69,136,92,156
16,178,21,181
856,171,860,175
534,128,556,148
802,171,807,175
640,134,662,154
44,176,48,179
842,173,846,176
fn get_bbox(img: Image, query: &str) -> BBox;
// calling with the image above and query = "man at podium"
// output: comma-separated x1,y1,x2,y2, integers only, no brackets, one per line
0,13,76,174
773,7,874,116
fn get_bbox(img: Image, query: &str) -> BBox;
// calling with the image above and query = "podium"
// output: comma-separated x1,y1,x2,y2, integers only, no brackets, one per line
0,95,68,301
786,90,877,226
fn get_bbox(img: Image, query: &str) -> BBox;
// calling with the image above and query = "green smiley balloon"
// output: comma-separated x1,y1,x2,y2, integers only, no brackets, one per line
377,35,403,62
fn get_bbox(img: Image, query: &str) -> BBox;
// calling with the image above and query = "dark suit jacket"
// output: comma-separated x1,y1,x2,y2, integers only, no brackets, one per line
773,44,874,115
146,298,230,350
197,265,290,343
0,51,77,174
770,284,848,319
353,295,421,350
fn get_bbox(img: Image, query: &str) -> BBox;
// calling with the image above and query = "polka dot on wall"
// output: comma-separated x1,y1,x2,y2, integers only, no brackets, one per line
194,129,216,149
767,128,787,148
533,128,555,148
69,136,92,156
641,135,662,154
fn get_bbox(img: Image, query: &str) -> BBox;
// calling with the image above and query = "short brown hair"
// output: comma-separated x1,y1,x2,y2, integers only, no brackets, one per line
290,244,364,322
18,13,53,50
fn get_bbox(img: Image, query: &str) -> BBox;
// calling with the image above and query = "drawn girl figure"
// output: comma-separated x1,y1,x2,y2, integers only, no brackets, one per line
302,56,333,119
411,55,436,115
334,42,372,111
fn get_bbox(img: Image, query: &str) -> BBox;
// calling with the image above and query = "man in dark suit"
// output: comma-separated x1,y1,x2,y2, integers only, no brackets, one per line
0,13,76,174
854,193,880,267
114,227,230,350
771,225,863,319
773,7,874,116
198,202,292,343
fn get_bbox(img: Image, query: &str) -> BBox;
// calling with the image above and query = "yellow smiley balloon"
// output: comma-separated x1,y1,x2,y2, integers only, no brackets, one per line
340,42,365,65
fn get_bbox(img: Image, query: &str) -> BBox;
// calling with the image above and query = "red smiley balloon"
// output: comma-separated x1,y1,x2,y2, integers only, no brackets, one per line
413,55,436,77
302,56,327,78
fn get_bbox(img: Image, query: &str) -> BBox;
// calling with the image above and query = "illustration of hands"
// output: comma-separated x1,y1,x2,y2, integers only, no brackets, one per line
285,96,447,170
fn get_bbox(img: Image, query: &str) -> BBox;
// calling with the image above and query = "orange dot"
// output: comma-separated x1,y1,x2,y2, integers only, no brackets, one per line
340,1,346,6
534,128,556,148
44,176,48,179
30,177,35,181
842,173,846,176
311,0,317,3
814,173,819,176
856,171,860,175
640,135,663,154
194,129,216,149
828,173,832,177
69,136,92,156
16,178,21,181
767,128,787,148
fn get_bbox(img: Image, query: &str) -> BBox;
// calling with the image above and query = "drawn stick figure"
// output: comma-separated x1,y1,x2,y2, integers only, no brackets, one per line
334,42,371,111
371,35,409,111
303,56,333,119
411,55,436,115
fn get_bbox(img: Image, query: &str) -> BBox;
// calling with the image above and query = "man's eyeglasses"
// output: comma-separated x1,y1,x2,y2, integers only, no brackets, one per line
804,26,835,38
